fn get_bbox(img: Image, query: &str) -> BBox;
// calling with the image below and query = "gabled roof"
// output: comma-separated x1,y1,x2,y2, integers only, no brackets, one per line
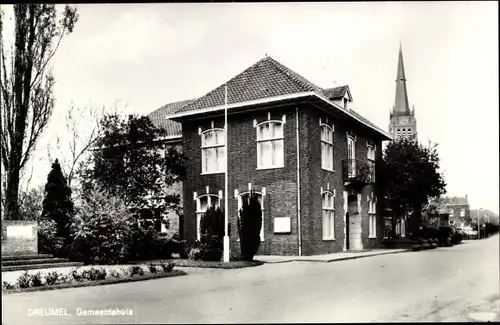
147,99,195,136
176,56,324,114
150,56,391,139
323,85,352,101
443,196,470,206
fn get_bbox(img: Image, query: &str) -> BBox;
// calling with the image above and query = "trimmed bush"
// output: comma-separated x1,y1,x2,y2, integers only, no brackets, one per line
148,263,157,274
159,261,175,273
237,190,262,261
129,266,144,277
17,271,32,288
45,271,60,286
32,272,44,287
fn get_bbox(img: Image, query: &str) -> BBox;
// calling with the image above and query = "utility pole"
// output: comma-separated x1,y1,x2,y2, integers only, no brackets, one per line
223,84,230,263
477,208,482,239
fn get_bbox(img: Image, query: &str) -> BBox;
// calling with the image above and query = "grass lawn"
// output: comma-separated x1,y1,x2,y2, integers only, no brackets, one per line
131,259,264,269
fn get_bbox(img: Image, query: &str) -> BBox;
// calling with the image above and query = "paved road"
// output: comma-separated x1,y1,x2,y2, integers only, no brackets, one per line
2,235,499,324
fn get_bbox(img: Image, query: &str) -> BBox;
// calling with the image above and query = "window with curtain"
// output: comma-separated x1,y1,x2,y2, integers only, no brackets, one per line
256,121,284,169
322,191,335,240
201,129,225,174
321,124,334,171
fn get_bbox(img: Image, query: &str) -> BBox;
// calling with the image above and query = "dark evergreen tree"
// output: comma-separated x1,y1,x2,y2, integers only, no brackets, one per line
41,159,74,240
199,206,224,261
237,190,262,261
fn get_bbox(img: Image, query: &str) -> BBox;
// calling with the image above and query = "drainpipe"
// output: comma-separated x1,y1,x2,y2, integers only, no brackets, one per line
296,107,302,256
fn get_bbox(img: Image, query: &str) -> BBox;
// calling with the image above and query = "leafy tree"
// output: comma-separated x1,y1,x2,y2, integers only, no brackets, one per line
378,139,446,237
237,190,262,261
70,186,134,264
41,159,74,240
199,206,224,261
18,185,44,221
0,4,78,220
78,113,185,211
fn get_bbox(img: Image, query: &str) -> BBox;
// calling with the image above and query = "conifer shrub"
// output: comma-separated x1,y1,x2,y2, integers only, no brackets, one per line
237,190,262,261
199,206,225,261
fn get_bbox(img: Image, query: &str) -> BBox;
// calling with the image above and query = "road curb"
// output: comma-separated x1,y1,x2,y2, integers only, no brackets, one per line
257,249,409,264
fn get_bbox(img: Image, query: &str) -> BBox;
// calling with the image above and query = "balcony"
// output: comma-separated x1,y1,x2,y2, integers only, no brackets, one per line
342,159,375,186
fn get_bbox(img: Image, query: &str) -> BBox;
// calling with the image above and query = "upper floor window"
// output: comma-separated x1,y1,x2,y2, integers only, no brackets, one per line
367,144,376,181
196,194,221,240
321,124,334,171
238,192,265,241
460,209,465,217
322,191,335,240
201,129,225,174
256,121,284,169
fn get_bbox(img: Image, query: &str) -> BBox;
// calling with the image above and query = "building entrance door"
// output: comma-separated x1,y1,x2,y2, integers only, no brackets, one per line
347,195,362,250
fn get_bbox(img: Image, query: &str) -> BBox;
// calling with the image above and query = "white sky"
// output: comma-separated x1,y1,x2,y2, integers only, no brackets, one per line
2,2,499,214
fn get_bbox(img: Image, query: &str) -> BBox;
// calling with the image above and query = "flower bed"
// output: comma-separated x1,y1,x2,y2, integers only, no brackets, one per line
2,262,185,295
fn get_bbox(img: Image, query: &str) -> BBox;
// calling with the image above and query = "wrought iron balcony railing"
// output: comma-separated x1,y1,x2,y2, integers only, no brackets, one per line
342,159,375,185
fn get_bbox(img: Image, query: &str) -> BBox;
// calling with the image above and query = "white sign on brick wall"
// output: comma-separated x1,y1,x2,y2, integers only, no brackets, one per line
6,225,33,238
274,217,291,233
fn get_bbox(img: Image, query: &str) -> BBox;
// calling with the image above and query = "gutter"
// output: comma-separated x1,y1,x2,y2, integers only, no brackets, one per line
166,92,316,120
296,106,302,256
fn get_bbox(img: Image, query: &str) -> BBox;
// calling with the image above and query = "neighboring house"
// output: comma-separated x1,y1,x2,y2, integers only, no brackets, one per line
156,56,391,256
146,100,194,236
442,195,471,229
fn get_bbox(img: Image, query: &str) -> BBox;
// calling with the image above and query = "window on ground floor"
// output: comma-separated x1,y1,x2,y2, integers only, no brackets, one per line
322,191,335,240
237,192,265,241
196,194,221,240
368,199,377,238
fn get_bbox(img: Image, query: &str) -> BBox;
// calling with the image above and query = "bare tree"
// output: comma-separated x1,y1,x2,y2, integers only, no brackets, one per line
0,5,78,220
47,102,106,187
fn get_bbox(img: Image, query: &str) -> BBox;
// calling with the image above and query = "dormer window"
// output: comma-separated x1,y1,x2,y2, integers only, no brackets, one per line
343,98,349,109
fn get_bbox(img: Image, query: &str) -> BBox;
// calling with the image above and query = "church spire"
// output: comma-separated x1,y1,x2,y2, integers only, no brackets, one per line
394,43,411,114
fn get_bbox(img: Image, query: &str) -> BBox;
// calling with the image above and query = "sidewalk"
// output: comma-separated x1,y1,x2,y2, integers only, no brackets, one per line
255,248,408,264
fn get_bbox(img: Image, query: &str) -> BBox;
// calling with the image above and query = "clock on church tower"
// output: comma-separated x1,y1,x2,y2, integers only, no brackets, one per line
399,116,409,125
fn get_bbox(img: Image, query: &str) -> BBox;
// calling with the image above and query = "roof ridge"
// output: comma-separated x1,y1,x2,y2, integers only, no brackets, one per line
264,56,321,92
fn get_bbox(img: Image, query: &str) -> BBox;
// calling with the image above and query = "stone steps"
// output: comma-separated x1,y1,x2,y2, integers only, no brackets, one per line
2,257,70,267
1,253,84,272
1,254,54,261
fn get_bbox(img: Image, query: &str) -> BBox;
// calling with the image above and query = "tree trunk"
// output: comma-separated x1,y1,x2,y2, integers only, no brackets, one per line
5,165,21,220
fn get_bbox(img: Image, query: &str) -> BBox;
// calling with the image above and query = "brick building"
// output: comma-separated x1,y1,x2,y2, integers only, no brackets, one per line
155,56,392,256
443,196,471,229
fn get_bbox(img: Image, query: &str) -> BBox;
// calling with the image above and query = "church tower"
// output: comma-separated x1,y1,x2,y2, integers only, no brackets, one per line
389,44,418,142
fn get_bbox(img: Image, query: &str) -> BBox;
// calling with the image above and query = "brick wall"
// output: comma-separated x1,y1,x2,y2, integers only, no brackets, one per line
181,103,387,256
299,106,385,255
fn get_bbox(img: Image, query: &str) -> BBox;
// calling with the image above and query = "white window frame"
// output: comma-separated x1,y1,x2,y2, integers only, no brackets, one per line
237,192,265,241
460,209,465,217
347,135,356,177
201,128,226,175
322,190,335,240
321,123,334,171
195,194,221,241
256,120,284,170
367,144,376,182
368,199,377,238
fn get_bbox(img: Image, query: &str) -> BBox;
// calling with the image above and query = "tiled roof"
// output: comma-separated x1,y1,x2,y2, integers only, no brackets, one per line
443,196,469,206
147,99,195,136
150,56,389,138
177,56,324,114
323,85,349,99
